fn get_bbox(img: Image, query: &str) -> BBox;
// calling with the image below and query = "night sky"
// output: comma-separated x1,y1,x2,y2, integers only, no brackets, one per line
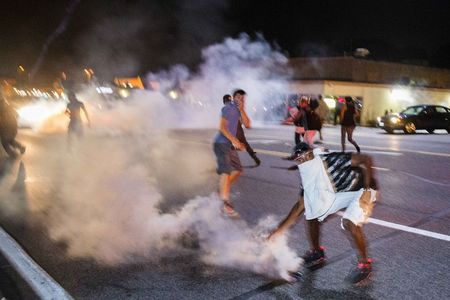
1,0,449,83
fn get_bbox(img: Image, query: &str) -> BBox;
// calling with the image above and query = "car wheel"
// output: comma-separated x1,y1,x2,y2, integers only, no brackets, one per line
403,121,416,134
426,129,435,134
385,128,394,134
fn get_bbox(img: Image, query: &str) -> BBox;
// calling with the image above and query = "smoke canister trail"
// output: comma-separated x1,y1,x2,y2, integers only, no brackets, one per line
30,0,82,79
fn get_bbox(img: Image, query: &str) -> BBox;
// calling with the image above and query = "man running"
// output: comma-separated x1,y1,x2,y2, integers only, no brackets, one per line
213,89,250,218
223,94,260,166
269,142,378,284
65,92,90,145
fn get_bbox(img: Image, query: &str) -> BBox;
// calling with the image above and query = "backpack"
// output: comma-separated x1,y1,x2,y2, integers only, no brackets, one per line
307,110,322,130
309,98,319,110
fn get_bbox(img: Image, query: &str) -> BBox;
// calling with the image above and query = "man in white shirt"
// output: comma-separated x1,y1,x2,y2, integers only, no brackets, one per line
269,143,378,284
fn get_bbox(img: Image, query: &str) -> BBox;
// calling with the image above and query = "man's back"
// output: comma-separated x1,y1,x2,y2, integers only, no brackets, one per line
67,101,84,121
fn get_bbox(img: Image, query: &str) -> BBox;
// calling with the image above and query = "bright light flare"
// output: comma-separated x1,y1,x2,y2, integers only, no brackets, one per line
324,97,336,109
17,100,67,129
390,116,400,124
391,88,413,103
168,90,178,100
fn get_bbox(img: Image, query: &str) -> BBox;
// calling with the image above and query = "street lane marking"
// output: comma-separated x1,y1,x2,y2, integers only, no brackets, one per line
250,134,450,158
336,212,450,242
367,217,450,242
0,227,73,300
397,170,450,187
372,167,390,171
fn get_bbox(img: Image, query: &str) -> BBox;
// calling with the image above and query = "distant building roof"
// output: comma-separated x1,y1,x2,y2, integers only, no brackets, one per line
288,57,450,89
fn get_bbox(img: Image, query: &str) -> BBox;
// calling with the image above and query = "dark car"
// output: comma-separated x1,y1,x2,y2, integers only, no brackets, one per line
377,104,450,134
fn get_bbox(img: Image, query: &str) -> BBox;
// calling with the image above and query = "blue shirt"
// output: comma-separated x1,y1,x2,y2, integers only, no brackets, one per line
214,101,240,144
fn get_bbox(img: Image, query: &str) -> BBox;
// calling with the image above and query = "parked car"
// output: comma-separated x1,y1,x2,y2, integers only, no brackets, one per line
377,104,450,134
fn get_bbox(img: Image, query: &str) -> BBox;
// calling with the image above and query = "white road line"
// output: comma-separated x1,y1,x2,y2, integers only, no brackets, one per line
372,167,390,171
250,134,450,157
367,217,450,242
339,212,450,242
0,227,73,300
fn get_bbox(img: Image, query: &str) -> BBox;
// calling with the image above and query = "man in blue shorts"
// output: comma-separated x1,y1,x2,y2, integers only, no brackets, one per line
213,89,250,218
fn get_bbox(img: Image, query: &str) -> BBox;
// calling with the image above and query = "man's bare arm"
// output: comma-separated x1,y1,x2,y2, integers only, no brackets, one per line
351,153,373,189
219,117,243,150
268,196,305,240
239,106,251,128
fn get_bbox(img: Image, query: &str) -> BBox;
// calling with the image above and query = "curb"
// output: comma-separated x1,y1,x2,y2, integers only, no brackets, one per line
0,227,73,300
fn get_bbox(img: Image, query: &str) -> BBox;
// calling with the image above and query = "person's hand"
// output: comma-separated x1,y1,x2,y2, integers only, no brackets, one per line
267,229,281,241
232,140,245,151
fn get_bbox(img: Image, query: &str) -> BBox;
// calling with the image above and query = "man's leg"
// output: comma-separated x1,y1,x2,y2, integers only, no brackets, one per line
346,126,360,153
341,219,368,260
304,130,317,147
10,139,26,154
341,219,372,283
219,173,232,202
294,132,300,145
229,170,241,186
303,218,326,269
1,138,16,157
340,126,346,152
306,219,321,250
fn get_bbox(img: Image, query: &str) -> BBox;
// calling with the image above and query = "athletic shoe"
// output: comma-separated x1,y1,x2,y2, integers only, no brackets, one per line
286,270,303,283
302,246,326,270
222,202,240,219
345,259,372,284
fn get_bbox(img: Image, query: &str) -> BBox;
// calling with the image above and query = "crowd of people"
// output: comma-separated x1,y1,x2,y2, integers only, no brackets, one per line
212,90,376,284
284,95,361,152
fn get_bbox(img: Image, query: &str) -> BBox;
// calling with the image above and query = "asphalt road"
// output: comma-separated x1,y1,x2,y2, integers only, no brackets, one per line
0,125,449,299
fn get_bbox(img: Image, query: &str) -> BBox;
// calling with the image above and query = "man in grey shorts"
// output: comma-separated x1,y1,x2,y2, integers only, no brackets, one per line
269,142,378,284
213,89,250,218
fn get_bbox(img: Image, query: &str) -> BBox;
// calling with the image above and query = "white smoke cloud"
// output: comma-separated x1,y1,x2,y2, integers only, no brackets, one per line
5,35,302,280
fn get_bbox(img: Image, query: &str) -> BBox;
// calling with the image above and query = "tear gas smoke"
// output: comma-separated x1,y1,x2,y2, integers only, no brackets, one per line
5,35,303,280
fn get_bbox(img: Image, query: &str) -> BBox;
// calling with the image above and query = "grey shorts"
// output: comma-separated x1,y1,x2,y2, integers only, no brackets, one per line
213,142,242,174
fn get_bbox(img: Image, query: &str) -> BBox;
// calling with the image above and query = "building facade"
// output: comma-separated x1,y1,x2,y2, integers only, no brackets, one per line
288,57,450,125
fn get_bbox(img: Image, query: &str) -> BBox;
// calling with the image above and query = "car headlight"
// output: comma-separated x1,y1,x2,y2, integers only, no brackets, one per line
390,116,401,124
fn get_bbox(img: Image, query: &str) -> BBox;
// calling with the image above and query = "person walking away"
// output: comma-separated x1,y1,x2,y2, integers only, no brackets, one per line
213,89,250,218
223,95,260,166
0,97,26,158
289,96,308,145
340,97,360,152
65,92,91,147
315,95,330,141
304,98,322,147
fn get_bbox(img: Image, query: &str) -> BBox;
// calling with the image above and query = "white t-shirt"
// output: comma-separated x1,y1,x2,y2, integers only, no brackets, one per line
298,148,336,220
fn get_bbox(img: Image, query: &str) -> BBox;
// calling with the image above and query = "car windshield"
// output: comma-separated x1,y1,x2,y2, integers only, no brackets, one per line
401,106,424,115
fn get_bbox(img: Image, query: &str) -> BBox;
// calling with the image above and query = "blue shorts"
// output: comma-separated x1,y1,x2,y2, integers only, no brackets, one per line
213,142,242,174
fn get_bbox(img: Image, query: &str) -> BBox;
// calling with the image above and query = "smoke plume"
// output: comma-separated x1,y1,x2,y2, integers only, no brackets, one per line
4,35,302,280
